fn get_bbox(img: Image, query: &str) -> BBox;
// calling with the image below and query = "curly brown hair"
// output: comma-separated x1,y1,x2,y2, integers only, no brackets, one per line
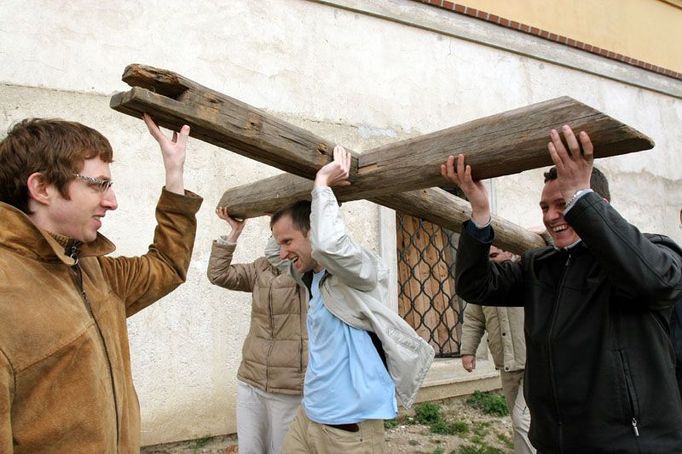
0,118,114,213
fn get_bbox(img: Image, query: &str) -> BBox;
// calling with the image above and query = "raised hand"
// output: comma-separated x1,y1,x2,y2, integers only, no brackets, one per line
441,154,491,227
314,145,352,188
216,206,245,243
547,125,594,202
143,113,189,195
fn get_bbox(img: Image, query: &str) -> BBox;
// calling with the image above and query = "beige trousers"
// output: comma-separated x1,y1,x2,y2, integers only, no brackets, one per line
236,381,302,454
280,406,385,454
500,370,536,454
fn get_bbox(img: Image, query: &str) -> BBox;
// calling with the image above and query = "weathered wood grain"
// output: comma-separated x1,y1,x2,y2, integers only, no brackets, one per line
375,188,547,255
110,64,650,253
111,64,654,201
218,174,545,255
110,64,357,179
357,96,655,194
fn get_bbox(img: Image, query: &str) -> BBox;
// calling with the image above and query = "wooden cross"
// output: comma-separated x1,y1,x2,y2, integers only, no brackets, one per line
110,64,654,254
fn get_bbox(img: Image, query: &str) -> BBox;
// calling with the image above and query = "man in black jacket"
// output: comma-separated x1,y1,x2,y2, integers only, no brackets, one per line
441,125,682,453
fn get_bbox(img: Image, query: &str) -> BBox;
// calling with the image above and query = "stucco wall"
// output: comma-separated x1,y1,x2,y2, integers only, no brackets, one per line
1,0,681,446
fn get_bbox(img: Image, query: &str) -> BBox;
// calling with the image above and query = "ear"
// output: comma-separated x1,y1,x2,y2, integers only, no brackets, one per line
26,172,54,206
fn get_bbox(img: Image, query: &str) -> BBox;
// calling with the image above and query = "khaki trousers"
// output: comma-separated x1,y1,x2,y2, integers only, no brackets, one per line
500,370,536,454
236,380,302,454
280,406,385,454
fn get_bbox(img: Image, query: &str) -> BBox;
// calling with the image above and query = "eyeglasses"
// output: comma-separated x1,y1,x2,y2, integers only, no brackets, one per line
73,174,114,192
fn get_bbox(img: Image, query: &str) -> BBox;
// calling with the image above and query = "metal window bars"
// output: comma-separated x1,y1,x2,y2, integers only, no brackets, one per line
396,212,465,357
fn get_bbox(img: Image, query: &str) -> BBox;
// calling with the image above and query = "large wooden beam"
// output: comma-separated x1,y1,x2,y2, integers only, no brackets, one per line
355,96,655,196
377,189,546,255
110,64,653,253
110,64,358,179
217,173,545,254
111,64,654,201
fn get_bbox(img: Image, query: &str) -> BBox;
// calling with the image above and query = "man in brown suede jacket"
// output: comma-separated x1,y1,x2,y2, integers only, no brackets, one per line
0,115,203,453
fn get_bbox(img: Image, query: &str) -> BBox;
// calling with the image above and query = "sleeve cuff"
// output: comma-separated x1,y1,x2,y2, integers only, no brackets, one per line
216,235,237,246
464,220,494,243
564,188,593,213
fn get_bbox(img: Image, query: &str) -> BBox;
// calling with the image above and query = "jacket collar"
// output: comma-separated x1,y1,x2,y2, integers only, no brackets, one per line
0,201,116,265
534,240,586,262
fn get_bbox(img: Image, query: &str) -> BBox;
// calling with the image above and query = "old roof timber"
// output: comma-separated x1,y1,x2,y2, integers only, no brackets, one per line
216,171,544,254
111,64,653,200
110,64,654,252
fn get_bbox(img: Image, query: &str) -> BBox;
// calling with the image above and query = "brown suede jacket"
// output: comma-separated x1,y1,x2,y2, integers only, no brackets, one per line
0,189,202,453
207,241,307,395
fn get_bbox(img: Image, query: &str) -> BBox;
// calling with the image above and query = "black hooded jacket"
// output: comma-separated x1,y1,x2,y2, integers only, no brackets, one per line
456,191,682,453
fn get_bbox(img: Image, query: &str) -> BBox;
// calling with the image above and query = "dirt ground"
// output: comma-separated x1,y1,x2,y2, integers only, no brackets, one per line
141,395,514,454
385,396,514,454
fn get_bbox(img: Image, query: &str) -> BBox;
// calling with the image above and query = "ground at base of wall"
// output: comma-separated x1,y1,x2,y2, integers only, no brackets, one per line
141,434,239,454
141,395,514,454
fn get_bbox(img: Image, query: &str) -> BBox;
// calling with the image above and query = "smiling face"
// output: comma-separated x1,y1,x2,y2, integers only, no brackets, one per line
43,157,118,243
271,214,319,273
540,179,580,249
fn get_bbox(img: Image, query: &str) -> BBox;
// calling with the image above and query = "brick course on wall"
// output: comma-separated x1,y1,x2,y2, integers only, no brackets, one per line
415,0,682,81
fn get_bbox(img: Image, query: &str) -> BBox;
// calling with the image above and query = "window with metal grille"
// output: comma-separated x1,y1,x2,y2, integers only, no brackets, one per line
396,212,465,358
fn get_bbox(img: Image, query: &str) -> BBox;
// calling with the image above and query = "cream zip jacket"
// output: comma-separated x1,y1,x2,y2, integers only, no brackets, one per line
271,187,434,408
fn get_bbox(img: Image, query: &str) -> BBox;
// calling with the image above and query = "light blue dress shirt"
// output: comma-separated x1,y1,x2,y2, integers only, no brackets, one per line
302,269,397,424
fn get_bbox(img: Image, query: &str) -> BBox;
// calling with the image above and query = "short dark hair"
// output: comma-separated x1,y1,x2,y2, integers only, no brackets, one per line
270,200,311,233
0,118,114,213
543,166,611,201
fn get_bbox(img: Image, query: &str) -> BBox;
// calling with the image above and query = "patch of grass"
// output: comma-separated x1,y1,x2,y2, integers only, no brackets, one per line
466,391,508,417
384,418,399,429
431,419,469,436
472,421,491,437
433,447,445,454
412,401,478,438
414,402,443,425
495,431,513,449
191,435,213,453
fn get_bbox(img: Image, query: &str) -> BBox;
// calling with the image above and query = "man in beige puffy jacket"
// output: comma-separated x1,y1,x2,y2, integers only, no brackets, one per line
460,246,534,454
207,207,307,454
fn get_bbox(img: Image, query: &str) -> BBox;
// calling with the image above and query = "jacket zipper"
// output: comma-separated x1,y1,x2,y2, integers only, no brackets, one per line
547,252,572,453
299,289,305,374
264,285,275,392
618,350,641,439
70,253,120,447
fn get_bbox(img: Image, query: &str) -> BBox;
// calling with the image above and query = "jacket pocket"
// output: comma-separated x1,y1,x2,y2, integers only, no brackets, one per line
616,350,641,429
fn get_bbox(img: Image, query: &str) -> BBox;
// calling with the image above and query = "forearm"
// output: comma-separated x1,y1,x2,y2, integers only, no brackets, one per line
310,186,378,290
164,166,184,195
470,203,491,228
456,225,523,306
207,242,247,289
101,189,203,316
460,305,486,355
